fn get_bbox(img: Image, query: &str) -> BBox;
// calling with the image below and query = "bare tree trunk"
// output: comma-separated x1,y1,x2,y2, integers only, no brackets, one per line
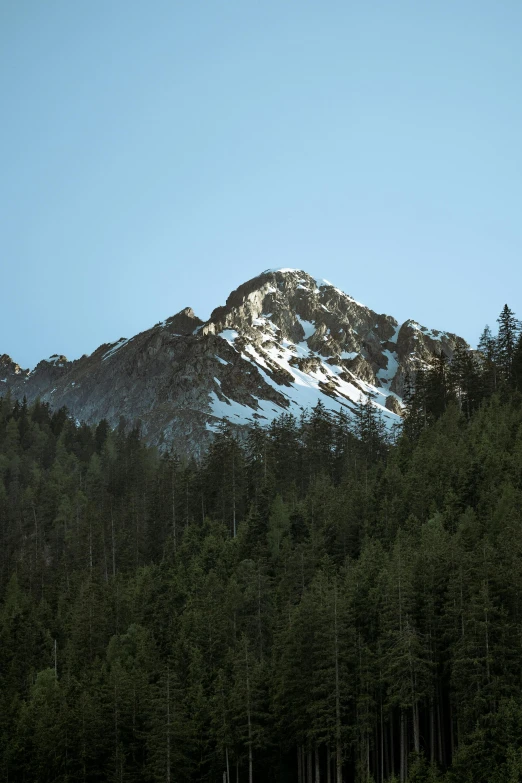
334,585,342,783
449,699,455,763
225,745,230,783
437,695,443,765
384,718,389,782
315,745,320,783
390,712,395,778
298,745,302,783
407,621,420,756
114,680,119,767
404,714,408,781
400,710,405,783
380,699,384,783
430,699,435,764
413,702,420,754
307,747,312,783
166,668,171,783
326,745,331,783
244,640,253,783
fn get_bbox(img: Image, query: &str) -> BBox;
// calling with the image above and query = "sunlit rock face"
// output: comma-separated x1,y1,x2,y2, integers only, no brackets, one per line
3,269,467,454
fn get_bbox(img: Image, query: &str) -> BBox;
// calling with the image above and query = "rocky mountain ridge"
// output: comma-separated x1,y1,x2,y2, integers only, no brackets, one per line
1,269,467,454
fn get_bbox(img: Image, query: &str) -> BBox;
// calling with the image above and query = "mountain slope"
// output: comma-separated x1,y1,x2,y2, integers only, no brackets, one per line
1,269,467,453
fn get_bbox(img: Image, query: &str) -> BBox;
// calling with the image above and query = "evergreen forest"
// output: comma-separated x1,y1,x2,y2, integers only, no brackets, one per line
2,305,522,783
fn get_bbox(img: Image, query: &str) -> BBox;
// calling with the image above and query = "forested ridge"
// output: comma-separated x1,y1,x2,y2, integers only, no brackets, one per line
2,307,522,782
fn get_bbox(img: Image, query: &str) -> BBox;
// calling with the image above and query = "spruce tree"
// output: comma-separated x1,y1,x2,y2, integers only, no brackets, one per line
496,304,520,385
512,332,522,392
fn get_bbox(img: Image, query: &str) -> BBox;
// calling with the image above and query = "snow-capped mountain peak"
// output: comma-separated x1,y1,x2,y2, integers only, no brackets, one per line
1,269,467,454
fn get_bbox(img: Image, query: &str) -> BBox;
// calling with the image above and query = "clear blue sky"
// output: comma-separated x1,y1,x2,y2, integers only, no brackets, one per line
1,1,521,368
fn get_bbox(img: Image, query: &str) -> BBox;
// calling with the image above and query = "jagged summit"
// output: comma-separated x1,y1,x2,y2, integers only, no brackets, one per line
1,354,29,389
203,267,460,401
165,307,203,335
1,269,468,454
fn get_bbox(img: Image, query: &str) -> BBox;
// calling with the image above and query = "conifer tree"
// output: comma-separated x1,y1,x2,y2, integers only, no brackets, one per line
512,331,522,392
402,365,428,440
267,494,291,560
448,343,481,418
478,324,498,395
496,304,520,385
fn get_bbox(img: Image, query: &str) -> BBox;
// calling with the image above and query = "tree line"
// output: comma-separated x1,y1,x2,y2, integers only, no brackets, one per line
1,305,522,782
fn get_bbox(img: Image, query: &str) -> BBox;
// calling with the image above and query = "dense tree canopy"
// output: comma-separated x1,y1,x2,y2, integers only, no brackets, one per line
1,306,522,782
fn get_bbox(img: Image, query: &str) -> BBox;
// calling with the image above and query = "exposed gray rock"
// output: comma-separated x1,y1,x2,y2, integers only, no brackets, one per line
389,319,466,396
164,307,203,335
385,395,403,416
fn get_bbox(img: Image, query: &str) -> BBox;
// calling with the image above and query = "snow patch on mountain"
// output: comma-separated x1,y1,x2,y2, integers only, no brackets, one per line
296,315,316,340
103,338,132,361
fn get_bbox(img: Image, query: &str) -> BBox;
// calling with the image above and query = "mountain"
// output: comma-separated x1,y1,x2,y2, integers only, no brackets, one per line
1,269,467,453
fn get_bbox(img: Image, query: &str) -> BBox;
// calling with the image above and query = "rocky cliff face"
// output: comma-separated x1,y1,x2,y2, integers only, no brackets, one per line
1,269,467,454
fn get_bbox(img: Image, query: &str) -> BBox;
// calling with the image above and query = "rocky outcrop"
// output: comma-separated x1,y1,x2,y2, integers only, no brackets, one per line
389,319,465,396
1,269,469,454
385,395,403,415
164,307,203,335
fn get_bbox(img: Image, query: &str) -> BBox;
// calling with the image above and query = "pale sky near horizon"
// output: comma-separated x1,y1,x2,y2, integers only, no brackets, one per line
1,1,521,369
